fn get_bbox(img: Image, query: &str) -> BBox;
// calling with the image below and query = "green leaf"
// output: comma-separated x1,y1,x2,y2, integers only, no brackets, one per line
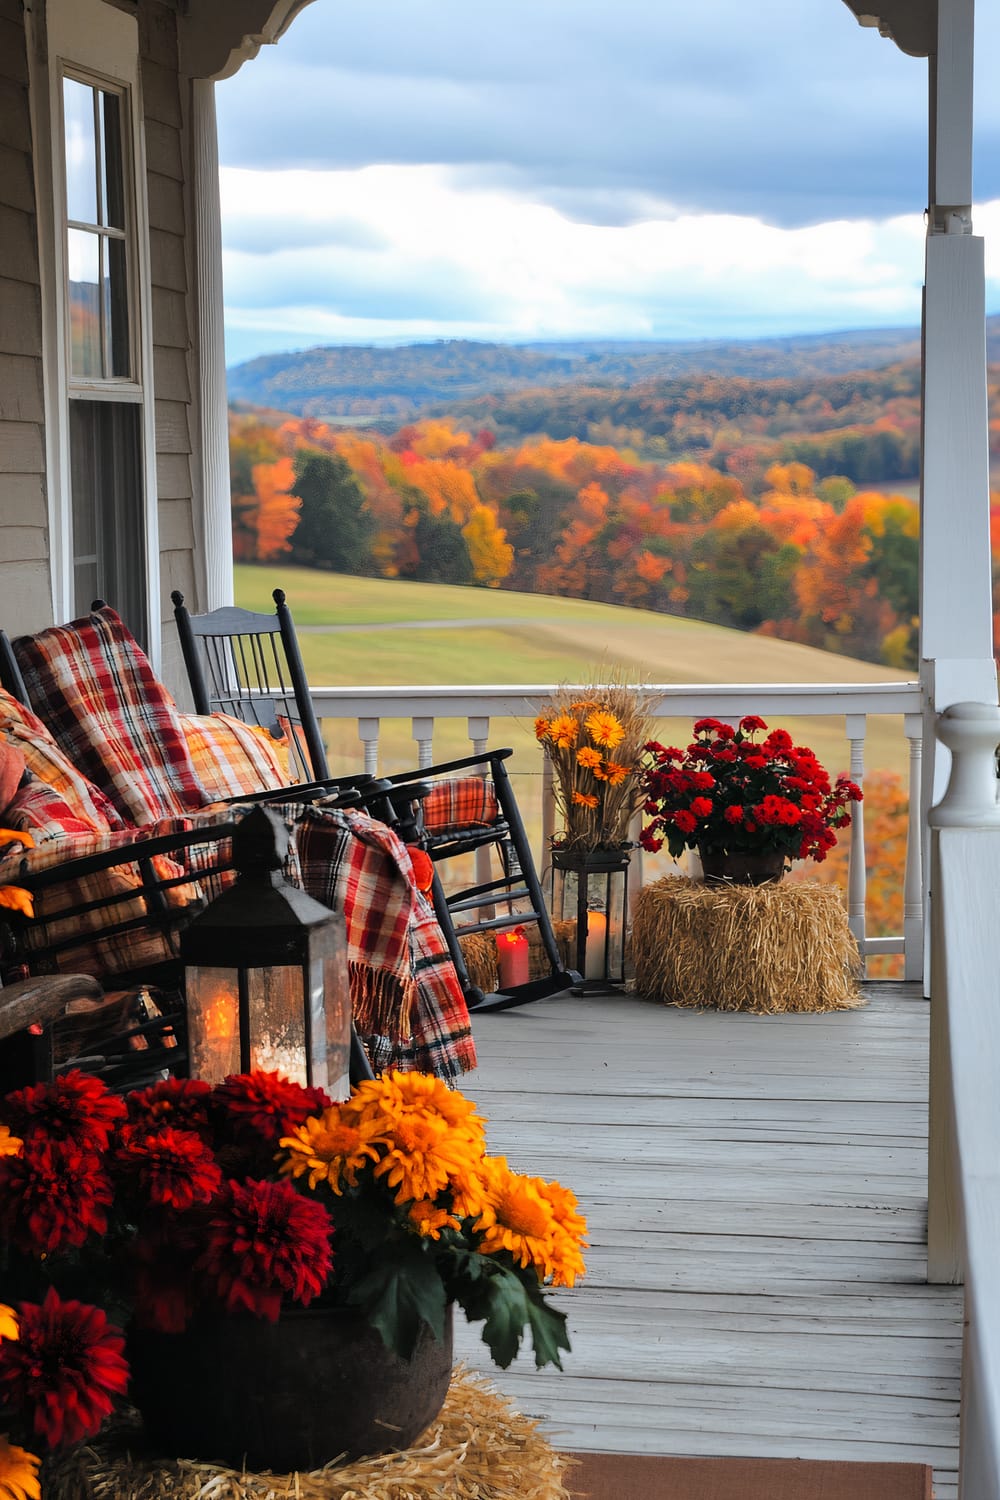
524,1290,572,1370
346,1242,448,1360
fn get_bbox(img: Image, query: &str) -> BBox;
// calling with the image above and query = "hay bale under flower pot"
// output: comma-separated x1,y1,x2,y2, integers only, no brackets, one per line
44,1366,575,1500
631,876,864,1014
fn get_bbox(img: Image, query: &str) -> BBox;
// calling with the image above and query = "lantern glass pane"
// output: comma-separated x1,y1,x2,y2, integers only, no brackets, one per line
247,965,307,1084
185,965,241,1082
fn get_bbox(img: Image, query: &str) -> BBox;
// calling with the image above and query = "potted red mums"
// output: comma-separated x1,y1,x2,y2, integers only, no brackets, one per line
640,716,862,883
0,1067,586,1478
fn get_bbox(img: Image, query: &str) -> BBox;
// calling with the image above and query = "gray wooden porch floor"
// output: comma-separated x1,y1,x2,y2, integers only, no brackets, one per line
452,981,962,1498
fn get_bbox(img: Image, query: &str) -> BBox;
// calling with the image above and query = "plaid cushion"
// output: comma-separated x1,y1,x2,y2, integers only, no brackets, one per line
421,776,499,833
1,688,124,832
12,607,208,825
181,713,291,802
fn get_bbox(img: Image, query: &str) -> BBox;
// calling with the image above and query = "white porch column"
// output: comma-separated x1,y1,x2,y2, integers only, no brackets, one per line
920,0,997,790
191,79,234,610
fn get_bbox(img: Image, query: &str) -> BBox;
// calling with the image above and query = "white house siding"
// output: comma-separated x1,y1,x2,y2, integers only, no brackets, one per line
0,0,50,634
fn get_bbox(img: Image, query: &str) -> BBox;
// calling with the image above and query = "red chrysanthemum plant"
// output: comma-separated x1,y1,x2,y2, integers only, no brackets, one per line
0,1064,588,1470
640,716,862,868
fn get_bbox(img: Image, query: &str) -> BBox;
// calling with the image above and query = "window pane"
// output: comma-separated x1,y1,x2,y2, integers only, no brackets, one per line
70,400,146,641
67,228,102,377
105,238,130,377
63,78,98,225
99,90,125,230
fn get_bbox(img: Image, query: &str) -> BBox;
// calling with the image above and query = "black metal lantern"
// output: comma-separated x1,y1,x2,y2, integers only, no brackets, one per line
181,806,351,1096
551,847,631,992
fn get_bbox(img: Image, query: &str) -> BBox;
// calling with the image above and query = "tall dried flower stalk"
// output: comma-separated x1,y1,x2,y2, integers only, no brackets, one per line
534,674,655,853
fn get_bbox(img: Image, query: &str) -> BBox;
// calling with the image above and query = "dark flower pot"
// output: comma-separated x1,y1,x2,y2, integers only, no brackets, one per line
699,846,786,885
128,1303,453,1471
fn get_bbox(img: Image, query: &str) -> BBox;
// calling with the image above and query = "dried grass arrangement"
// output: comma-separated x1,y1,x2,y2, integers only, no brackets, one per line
43,1367,574,1500
631,877,864,1014
535,673,654,854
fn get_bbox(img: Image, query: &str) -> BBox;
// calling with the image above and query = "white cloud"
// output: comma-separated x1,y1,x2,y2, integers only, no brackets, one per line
221,163,946,363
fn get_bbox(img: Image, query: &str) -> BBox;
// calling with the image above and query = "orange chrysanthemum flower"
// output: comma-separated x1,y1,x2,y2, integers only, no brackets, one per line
535,1178,588,1287
533,716,551,741
548,714,579,750
373,1112,482,1206
406,1197,459,1239
279,1108,384,1193
473,1157,557,1278
0,1306,18,1344
348,1070,485,1145
572,791,599,809
595,759,630,786
0,1127,22,1160
584,710,625,750
575,746,603,771
0,1435,41,1500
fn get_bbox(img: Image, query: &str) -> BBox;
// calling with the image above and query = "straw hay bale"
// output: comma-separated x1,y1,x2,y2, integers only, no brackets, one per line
631,876,864,1014
44,1366,574,1500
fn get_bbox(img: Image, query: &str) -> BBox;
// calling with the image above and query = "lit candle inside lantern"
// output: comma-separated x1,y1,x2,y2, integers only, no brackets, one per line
585,910,607,980
497,926,530,989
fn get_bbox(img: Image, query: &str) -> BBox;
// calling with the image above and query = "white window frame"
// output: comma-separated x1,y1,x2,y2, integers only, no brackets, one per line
32,0,160,662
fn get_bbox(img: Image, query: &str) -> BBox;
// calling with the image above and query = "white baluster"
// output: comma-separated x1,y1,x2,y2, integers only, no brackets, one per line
844,713,867,963
411,716,434,770
357,717,380,777
929,702,1000,827
903,712,924,983
468,716,493,909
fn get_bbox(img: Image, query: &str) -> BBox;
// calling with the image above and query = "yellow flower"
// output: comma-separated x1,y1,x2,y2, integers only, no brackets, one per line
548,714,580,750
594,759,630,786
0,1127,22,1160
349,1071,485,1145
575,746,603,771
373,1112,483,1206
0,1306,18,1343
278,1108,383,1193
584,710,625,750
406,1198,459,1239
0,1436,41,1500
572,790,599,809
473,1157,558,1278
536,1179,588,1287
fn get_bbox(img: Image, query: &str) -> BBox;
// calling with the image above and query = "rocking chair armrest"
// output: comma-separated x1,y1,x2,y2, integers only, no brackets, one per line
221,772,379,810
0,973,103,1042
385,748,514,787
1,822,239,895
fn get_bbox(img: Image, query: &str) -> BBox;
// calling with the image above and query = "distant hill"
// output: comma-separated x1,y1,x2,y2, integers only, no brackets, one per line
227,327,936,422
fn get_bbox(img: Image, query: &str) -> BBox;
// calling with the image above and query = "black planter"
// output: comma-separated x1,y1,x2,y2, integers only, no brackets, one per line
128,1303,454,1471
699,846,786,885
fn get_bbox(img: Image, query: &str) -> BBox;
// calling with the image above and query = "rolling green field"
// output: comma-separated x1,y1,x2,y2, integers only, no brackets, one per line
234,566,912,807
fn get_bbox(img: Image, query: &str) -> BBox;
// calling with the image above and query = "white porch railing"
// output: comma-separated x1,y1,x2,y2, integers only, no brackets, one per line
311,678,925,980
926,702,1000,1499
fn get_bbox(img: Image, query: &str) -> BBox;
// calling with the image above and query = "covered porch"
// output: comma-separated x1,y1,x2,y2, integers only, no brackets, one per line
454,981,962,1497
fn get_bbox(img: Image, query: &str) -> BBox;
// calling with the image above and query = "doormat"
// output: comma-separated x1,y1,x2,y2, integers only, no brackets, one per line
564,1450,933,1500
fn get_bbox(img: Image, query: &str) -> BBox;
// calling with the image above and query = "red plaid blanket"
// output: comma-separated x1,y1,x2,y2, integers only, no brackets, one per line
421,775,499,833
291,805,475,1074
12,607,208,825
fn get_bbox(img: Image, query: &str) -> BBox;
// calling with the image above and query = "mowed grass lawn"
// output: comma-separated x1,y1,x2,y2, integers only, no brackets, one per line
235,563,912,781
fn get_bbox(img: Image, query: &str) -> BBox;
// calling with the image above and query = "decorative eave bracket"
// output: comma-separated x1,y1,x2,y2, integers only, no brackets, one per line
179,0,319,82
839,0,936,57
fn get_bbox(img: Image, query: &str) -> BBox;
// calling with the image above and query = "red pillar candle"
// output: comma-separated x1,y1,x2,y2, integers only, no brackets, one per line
497,926,530,988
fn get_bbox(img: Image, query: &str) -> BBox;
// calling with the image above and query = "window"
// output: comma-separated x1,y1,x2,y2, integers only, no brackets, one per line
37,0,158,653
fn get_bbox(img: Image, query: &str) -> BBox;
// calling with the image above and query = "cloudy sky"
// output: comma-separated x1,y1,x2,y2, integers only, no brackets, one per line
216,0,1000,367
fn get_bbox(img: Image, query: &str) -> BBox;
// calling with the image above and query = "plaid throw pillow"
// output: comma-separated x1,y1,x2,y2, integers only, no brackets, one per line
421,776,499,834
181,712,291,802
12,606,208,826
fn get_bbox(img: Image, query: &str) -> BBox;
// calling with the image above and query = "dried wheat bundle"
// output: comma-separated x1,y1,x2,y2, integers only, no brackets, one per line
535,672,654,854
458,931,499,994
43,1367,575,1500
632,876,864,1013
